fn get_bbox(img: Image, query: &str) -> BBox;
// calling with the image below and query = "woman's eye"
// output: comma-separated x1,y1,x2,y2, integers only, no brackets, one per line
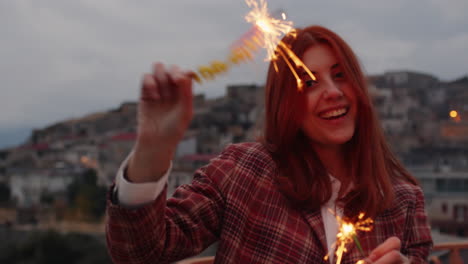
334,72,345,79
305,80,317,87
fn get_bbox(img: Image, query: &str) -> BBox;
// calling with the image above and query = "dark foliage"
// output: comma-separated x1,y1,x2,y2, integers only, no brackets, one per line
0,230,112,264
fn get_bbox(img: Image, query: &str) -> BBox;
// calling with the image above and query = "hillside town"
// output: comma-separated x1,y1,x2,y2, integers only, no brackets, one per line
0,71,467,261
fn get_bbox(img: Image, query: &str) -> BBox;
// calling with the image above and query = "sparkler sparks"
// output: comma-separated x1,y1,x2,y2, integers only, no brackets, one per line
244,0,293,61
244,0,316,91
324,211,374,264
191,0,316,91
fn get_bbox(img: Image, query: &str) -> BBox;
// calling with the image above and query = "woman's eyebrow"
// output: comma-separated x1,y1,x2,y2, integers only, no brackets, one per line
302,70,317,76
331,63,340,69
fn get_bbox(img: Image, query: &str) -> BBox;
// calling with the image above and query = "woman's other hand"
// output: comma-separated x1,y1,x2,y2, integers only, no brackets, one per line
128,62,194,183
364,237,410,264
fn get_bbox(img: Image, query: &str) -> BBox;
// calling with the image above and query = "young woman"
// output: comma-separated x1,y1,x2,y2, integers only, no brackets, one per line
106,26,432,264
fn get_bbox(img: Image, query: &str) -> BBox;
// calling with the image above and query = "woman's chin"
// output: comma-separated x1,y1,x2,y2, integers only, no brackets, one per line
324,132,355,146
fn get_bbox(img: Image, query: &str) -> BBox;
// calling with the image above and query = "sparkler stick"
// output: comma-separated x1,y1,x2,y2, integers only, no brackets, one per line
324,211,374,264
190,24,264,84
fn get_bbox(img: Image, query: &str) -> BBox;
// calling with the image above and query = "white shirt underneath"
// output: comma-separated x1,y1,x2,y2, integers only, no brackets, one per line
114,153,343,263
321,176,343,263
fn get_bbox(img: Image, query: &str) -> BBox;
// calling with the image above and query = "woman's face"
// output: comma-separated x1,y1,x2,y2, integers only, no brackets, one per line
300,44,357,149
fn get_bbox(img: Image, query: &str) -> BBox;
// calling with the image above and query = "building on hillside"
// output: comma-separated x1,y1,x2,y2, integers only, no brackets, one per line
373,70,438,90
0,149,11,180
27,101,137,145
9,169,74,208
411,167,468,237
441,121,468,143
98,132,200,186
175,134,197,158
226,84,263,107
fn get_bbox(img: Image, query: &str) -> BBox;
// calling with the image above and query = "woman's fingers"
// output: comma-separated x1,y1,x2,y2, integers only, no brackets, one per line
363,237,410,264
153,63,171,99
368,237,401,262
140,74,160,102
372,250,408,264
168,64,184,99
150,63,192,104
168,65,193,107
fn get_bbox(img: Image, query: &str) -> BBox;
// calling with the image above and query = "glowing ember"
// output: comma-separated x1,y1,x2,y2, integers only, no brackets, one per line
324,211,374,264
342,223,355,235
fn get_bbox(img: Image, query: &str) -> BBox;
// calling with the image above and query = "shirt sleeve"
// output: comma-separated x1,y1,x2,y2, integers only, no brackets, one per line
114,151,172,208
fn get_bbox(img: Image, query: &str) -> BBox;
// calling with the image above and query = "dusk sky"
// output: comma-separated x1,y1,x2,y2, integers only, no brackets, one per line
2,0,468,148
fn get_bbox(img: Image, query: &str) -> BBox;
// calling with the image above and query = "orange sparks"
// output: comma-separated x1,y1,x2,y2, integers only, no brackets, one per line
244,0,316,91
324,211,374,264
190,0,316,89
245,0,293,61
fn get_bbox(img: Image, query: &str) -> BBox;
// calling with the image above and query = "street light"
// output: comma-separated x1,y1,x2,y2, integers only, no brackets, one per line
449,110,461,122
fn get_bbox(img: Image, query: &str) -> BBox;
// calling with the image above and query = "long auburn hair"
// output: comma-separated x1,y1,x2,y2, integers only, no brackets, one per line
261,25,417,218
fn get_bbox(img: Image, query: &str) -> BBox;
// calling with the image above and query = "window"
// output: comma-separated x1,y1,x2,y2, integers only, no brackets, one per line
447,179,463,192
441,203,447,214
453,204,468,222
436,179,446,192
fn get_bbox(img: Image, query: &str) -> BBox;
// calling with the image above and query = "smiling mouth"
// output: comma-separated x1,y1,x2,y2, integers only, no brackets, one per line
319,107,349,120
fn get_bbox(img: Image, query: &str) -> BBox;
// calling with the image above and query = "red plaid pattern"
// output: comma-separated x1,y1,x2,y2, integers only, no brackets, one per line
106,142,432,264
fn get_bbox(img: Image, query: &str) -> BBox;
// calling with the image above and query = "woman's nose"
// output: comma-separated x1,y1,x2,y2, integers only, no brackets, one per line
323,79,343,99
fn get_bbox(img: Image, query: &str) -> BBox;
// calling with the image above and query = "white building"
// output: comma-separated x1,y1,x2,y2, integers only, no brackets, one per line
411,167,468,236
9,171,73,207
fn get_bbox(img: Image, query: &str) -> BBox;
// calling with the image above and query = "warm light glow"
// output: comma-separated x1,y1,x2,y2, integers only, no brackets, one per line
80,156,89,164
245,0,293,60
342,223,355,236
244,0,316,91
450,110,458,118
256,20,273,33
190,0,316,89
324,210,374,264
80,155,98,169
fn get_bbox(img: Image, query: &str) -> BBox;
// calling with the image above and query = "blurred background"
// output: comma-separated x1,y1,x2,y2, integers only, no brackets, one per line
1,0,467,263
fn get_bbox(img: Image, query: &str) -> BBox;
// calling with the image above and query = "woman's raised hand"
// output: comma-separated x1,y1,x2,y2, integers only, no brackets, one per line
127,63,194,183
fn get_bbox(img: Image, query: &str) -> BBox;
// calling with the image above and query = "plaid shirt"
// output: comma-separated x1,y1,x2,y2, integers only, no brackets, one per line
106,142,433,264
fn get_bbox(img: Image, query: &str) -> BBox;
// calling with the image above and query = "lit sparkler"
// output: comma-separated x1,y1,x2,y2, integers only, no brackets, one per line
191,0,316,91
244,0,316,90
324,211,374,264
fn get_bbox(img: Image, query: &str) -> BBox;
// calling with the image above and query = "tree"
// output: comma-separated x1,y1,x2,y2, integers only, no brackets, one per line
67,169,107,220
0,231,112,264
